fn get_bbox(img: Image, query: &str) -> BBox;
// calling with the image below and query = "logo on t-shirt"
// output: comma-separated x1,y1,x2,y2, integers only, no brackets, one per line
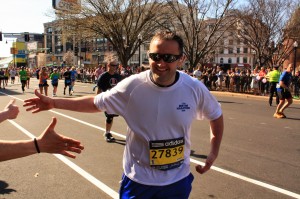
176,103,190,112
109,78,119,87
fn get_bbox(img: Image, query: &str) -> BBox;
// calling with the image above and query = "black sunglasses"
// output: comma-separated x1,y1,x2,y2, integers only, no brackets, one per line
148,53,182,63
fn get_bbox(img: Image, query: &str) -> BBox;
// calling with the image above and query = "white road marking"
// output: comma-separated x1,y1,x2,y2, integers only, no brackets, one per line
190,158,300,199
2,92,300,199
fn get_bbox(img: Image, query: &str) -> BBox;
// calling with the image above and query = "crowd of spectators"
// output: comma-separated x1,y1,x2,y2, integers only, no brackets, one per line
1,63,299,99
187,64,300,99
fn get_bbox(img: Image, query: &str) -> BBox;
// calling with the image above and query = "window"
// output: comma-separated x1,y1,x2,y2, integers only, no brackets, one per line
144,44,149,51
219,40,225,46
237,57,240,63
219,48,224,54
228,48,233,54
228,58,232,63
131,54,138,62
237,48,240,54
243,57,248,63
220,58,224,63
243,48,248,54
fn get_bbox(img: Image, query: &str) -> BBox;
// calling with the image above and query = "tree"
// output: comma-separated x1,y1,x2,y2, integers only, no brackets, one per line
63,51,75,66
57,0,168,67
166,0,236,71
234,0,297,68
286,7,300,40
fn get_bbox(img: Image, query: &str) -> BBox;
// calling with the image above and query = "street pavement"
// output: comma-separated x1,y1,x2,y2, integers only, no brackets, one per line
0,78,299,199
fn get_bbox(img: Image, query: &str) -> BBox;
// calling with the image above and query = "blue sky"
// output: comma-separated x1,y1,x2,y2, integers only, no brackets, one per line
0,0,248,58
0,0,54,57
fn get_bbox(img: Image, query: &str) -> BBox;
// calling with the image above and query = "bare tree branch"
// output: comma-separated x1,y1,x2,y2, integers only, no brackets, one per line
166,0,236,70
57,0,168,66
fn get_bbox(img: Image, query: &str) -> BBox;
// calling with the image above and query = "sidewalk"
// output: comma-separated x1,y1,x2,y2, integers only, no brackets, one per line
211,91,300,104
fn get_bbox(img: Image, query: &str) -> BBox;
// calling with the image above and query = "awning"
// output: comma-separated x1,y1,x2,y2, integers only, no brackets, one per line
232,63,251,68
46,63,58,67
0,57,13,68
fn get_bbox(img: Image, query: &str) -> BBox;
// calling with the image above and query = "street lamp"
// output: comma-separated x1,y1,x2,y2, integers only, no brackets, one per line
251,50,256,71
292,41,299,98
96,49,100,65
138,34,142,67
293,41,298,76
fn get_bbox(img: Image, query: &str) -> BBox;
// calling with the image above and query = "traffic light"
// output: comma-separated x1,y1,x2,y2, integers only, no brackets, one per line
0,32,2,41
24,32,30,42
74,47,78,56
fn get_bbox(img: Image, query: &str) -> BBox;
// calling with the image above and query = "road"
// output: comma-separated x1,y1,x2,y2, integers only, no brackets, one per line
0,78,299,199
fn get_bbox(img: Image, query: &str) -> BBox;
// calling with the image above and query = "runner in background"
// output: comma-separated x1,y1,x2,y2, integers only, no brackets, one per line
4,68,9,87
50,68,60,97
63,67,72,96
38,67,49,96
19,66,27,93
274,64,294,118
70,66,78,93
26,68,31,89
0,69,5,89
9,67,17,84
97,60,122,142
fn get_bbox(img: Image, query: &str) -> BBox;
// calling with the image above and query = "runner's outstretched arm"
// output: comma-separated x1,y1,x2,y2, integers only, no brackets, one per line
24,89,99,113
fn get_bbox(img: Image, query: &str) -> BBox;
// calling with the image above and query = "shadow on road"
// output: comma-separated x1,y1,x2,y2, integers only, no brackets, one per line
218,100,243,104
0,180,16,195
113,139,126,146
289,106,300,110
190,150,207,159
286,117,300,120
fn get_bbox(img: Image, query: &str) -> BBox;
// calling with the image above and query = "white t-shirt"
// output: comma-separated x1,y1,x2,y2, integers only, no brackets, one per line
9,70,17,77
94,70,222,186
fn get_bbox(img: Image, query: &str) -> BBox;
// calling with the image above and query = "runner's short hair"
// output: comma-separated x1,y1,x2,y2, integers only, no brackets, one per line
150,31,184,55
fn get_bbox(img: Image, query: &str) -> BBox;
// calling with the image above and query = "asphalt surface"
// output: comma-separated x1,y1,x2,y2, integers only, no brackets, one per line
0,78,299,199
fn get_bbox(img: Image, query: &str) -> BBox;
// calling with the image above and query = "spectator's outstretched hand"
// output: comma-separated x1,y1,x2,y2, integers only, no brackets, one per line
4,99,19,120
24,89,54,113
37,117,84,158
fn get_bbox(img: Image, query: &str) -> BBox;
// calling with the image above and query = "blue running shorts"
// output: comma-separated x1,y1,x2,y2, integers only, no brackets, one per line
119,173,194,199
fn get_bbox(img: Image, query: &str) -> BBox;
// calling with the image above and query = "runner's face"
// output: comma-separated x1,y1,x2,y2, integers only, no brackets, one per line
287,65,293,72
108,62,118,73
149,39,182,86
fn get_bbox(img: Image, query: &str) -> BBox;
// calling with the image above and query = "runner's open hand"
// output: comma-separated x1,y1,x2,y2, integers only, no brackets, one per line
23,89,54,113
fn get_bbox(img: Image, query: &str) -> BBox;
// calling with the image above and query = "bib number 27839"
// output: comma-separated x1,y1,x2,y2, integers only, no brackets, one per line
149,137,184,171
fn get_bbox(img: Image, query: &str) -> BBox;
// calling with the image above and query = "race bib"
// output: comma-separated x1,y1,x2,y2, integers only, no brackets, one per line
149,137,185,171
